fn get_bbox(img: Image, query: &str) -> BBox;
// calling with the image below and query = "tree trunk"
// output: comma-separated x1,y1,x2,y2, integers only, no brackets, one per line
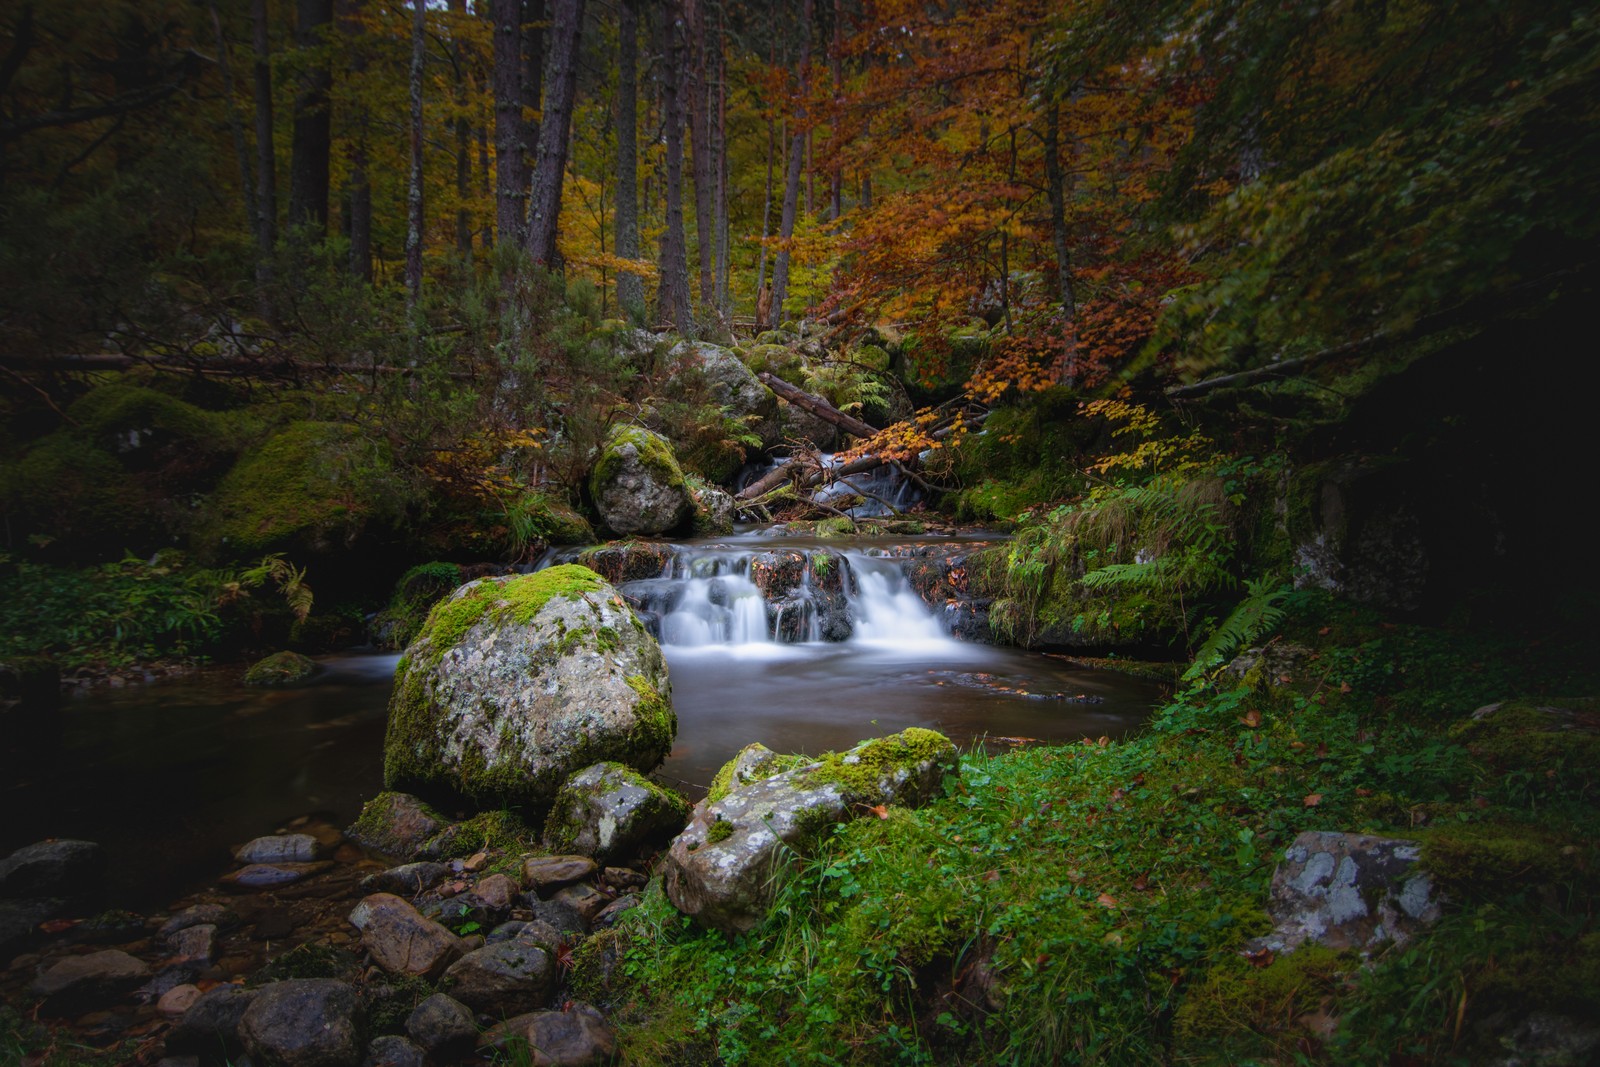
338,0,371,281
405,0,426,304
449,0,471,255
249,0,277,261
207,1,257,242
288,0,333,236
754,15,776,324
829,0,841,221
713,1,730,315
614,0,644,322
1043,97,1076,382
525,0,583,267
655,0,693,334
771,0,810,322
491,0,526,247
757,370,876,439
684,0,713,308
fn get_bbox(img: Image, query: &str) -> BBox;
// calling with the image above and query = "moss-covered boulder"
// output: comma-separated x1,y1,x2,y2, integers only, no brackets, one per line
372,563,465,651
663,729,957,934
382,565,675,810
688,480,736,536
588,426,693,536
346,792,449,860
670,341,780,449
243,651,318,687
542,762,691,864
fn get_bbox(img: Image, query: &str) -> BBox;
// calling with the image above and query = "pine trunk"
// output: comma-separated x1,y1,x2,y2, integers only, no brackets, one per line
525,0,583,267
614,0,644,322
405,0,425,303
338,0,371,281
249,0,277,260
655,0,693,335
491,0,525,247
288,0,333,236
771,0,811,324
685,0,713,309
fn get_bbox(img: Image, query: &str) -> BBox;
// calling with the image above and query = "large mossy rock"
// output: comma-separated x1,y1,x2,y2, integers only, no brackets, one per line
663,729,957,935
670,340,780,448
588,426,693,536
542,761,691,864
383,565,675,809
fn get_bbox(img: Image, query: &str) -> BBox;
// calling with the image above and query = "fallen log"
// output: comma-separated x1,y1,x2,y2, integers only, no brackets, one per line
756,371,878,440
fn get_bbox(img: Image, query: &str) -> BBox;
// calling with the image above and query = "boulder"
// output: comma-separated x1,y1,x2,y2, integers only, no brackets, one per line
244,651,318,687
706,743,809,804
542,762,691,865
670,340,781,449
359,862,450,898
690,482,737,536
663,729,957,934
524,1005,618,1067
0,839,103,899
346,793,448,861
576,542,674,584
1248,831,1443,956
238,979,363,1067
522,855,598,897
235,834,325,865
441,939,554,1017
30,948,150,1013
363,1035,425,1067
588,425,692,536
0,897,64,960
405,993,477,1059
167,983,257,1060
382,566,674,810
349,894,466,979
169,924,218,966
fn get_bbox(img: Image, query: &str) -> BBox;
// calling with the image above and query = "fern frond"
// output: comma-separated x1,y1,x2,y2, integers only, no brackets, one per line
1182,579,1290,682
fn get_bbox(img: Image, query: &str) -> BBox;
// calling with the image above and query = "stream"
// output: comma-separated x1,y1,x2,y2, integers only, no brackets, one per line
3,529,1164,911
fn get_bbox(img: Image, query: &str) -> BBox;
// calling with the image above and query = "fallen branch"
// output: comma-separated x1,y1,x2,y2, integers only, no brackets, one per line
756,371,878,440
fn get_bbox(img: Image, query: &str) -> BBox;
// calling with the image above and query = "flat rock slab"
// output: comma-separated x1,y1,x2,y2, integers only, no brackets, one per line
235,834,324,865
523,856,597,896
360,861,450,897
220,862,333,892
350,893,466,979
0,839,103,899
1251,830,1442,955
31,949,151,1013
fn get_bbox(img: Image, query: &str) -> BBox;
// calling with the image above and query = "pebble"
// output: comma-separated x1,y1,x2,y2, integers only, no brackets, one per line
158,983,203,1016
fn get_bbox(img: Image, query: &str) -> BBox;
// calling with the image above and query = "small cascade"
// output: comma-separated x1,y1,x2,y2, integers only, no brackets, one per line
540,534,955,650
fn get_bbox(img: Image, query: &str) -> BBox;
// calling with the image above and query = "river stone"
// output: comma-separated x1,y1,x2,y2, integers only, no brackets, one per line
359,862,450,898
664,729,957,934
488,919,565,949
522,855,597,896
31,949,151,1012
243,651,318,687
238,979,362,1067
0,839,104,899
576,542,673,584
235,834,324,865
169,923,218,966
542,762,691,865
523,1005,618,1067
405,992,477,1058
382,566,675,810
160,904,238,941
220,862,332,892
0,897,63,961
690,482,737,535
158,983,204,1017
349,893,466,979
363,1035,424,1067
552,883,610,926
167,983,257,1059
440,939,554,1017
588,425,693,536
346,792,448,861
1248,831,1443,956
670,340,780,449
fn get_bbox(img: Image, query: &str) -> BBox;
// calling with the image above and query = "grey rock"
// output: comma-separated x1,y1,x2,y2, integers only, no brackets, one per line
552,883,609,926
382,570,674,810
167,983,257,1059
593,895,639,928
0,839,103,899
670,341,780,449
542,762,690,865
441,940,554,1017
169,923,219,966
235,834,324,865
345,793,447,861
348,893,466,979
220,862,332,892
363,1035,424,1067
664,729,957,934
523,898,588,937
238,979,363,1067
690,483,737,536
523,855,598,896
524,1004,618,1067
1489,1010,1600,1067
160,904,238,941
405,992,477,1057
358,862,450,898
589,425,692,536
1249,831,1443,956
489,919,565,948
31,949,151,1012
0,897,63,960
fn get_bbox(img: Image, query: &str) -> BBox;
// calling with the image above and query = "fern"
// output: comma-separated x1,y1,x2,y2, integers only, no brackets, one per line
1182,579,1291,682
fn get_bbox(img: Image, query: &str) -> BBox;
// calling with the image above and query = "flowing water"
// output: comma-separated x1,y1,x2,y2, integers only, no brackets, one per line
4,529,1164,909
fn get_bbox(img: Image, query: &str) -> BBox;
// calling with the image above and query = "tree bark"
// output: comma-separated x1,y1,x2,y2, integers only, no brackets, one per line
288,0,333,236
491,0,526,247
655,0,693,334
207,2,257,242
712,1,731,316
754,12,776,325
771,0,811,323
1043,97,1077,374
249,0,277,260
338,0,371,281
405,0,426,304
448,0,472,255
684,0,713,309
757,370,876,439
614,0,644,321
525,0,583,267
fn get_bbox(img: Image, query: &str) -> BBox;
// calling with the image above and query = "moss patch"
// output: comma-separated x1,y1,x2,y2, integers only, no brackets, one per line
800,728,956,797
413,564,605,670
1171,944,1350,1064
590,425,688,500
243,650,317,687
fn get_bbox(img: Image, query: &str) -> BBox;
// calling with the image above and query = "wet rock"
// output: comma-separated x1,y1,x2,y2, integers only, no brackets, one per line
358,862,449,898
220,862,333,892
363,1034,424,1067
166,983,257,1060
481,1012,540,1053
31,948,151,1013
169,924,219,966
522,856,598,896
523,897,588,937
437,887,512,932
235,834,325,865
243,651,318,688
542,762,691,865
589,425,692,536
664,729,957,934
599,867,647,893
474,873,520,910
348,894,466,979
487,919,564,948
0,897,64,960
690,483,737,536
593,895,639,928
552,884,609,926
382,567,674,810
0,839,104,899
750,551,807,599
577,542,674,584
523,1004,619,1067
238,979,362,1067
405,992,477,1059
440,940,554,1017
158,984,204,1017
1249,831,1443,956
160,904,238,940
345,793,448,861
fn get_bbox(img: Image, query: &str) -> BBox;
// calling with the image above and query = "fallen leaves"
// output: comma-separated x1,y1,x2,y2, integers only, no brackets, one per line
1303,793,1324,807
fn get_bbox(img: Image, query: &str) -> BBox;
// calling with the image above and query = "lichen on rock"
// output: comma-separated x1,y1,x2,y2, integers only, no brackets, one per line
589,425,693,536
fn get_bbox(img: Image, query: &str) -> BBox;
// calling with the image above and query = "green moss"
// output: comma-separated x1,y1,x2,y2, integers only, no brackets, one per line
423,809,534,858
373,562,463,649
246,941,359,987
590,425,687,501
625,672,677,761
243,649,317,687
800,728,956,798
815,517,856,539
1420,820,1591,896
414,564,605,670
706,819,734,843
509,490,596,547
706,746,812,804
0,433,133,544
67,383,225,452
1171,944,1350,1062
348,790,446,848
